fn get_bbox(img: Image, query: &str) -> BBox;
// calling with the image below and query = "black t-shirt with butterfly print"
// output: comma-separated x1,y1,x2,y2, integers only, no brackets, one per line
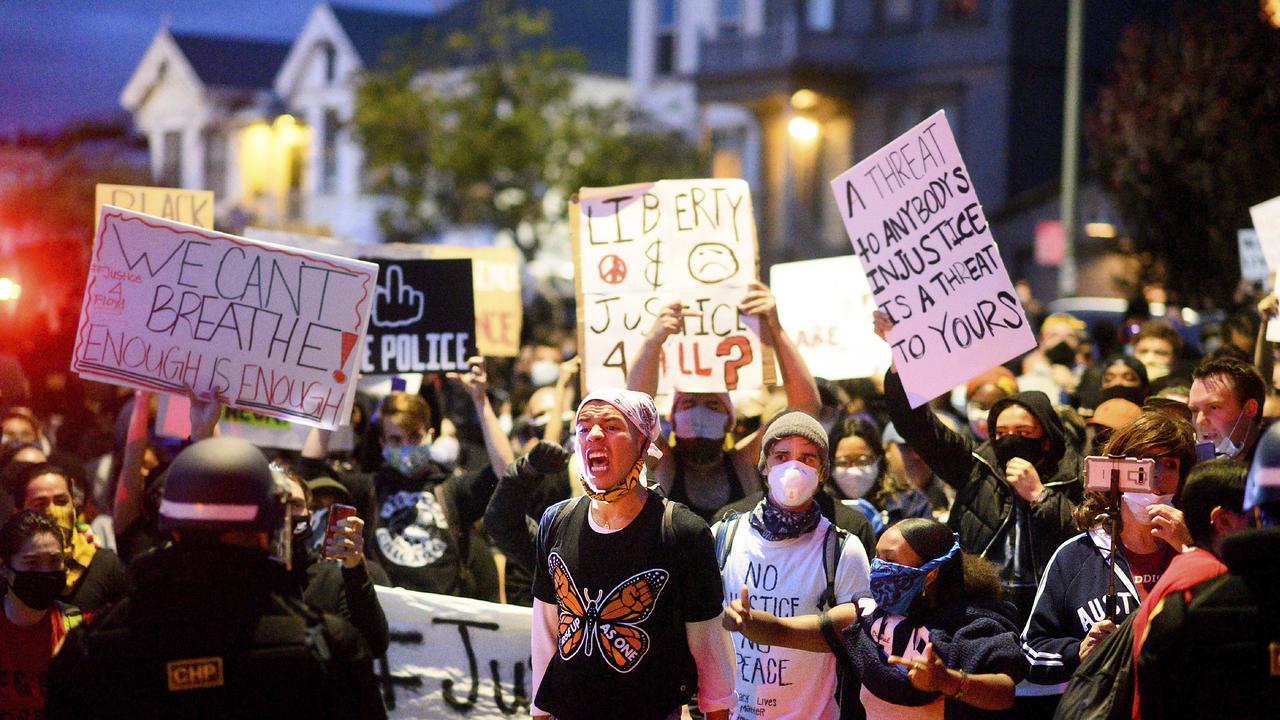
532,491,724,720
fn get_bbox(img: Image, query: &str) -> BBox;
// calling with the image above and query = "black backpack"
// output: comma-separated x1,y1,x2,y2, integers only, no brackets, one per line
1051,614,1136,720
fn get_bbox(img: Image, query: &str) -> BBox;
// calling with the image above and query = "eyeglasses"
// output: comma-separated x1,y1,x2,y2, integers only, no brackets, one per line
833,454,878,469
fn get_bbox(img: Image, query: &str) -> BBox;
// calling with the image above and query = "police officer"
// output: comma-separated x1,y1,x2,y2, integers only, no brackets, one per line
45,437,386,719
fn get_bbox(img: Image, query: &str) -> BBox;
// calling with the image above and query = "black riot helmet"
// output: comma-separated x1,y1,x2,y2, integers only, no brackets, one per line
159,437,285,535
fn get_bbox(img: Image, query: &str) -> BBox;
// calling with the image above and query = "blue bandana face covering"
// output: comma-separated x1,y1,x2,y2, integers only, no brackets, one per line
383,443,434,476
749,495,822,541
869,534,960,615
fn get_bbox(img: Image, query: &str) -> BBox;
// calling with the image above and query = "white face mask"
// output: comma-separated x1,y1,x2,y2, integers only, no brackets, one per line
529,360,560,387
673,406,727,440
1205,408,1250,459
1121,492,1175,522
429,434,461,468
767,460,819,509
832,461,879,500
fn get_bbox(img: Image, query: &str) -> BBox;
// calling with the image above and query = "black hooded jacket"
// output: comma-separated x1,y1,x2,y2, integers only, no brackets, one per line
884,371,1082,615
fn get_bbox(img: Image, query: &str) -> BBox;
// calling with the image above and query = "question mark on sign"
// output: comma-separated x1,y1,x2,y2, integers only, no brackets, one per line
716,336,752,391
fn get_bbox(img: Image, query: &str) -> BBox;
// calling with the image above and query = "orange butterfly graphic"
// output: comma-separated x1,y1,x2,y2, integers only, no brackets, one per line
549,551,669,673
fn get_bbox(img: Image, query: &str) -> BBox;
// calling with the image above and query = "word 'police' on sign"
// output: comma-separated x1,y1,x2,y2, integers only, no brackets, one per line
575,179,766,395
829,111,1035,407
72,207,377,429
360,257,477,375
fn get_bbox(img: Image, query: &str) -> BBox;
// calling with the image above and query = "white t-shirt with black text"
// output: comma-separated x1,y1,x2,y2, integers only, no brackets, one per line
715,514,871,720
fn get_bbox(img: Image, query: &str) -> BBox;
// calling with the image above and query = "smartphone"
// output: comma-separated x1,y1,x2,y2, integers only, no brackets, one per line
1084,456,1156,493
1194,441,1216,463
322,504,357,559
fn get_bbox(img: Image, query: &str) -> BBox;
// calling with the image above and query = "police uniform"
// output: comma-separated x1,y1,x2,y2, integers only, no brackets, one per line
44,437,386,720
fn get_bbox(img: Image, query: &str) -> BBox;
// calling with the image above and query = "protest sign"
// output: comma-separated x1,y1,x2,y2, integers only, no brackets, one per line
71,207,377,429
375,587,532,720
359,257,477,375
574,179,766,395
1239,229,1270,285
1249,196,1280,271
95,184,214,230
247,228,524,357
154,394,355,451
770,255,891,380
829,111,1035,408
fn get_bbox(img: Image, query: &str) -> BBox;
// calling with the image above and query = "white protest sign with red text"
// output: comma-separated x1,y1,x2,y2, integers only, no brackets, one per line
575,179,765,395
829,111,1035,407
72,207,377,429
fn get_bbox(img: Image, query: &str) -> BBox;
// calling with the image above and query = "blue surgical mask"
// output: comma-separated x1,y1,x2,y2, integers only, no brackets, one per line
673,406,728,440
383,442,434,476
869,534,960,615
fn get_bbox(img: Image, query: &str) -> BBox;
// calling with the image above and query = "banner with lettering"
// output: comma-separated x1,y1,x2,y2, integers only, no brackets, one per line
829,111,1035,407
154,394,355,452
376,587,532,720
71,207,377,429
770,255,891,380
575,179,765,395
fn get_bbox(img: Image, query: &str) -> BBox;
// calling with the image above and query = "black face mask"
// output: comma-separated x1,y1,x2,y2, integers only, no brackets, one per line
1044,341,1076,366
290,513,312,540
8,569,66,610
1099,384,1146,406
993,434,1049,468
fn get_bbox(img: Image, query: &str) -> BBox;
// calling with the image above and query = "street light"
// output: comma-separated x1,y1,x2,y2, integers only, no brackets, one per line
788,116,819,142
0,277,20,302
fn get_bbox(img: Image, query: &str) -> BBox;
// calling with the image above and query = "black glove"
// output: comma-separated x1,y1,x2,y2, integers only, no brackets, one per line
519,441,571,478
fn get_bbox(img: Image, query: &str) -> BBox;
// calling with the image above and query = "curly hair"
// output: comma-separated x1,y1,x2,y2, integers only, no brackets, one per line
1072,410,1196,530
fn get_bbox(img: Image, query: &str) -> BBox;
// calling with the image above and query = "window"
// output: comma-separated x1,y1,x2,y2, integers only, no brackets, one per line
322,42,337,84
806,0,835,32
719,0,742,36
159,131,182,187
655,0,677,75
877,0,913,29
938,0,982,25
203,128,226,196
321,108,340,194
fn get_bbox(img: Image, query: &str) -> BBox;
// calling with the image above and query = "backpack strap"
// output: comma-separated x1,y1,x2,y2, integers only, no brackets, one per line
660,497,677,549
715,512,743,572
818,522,850,611
544,496,585,548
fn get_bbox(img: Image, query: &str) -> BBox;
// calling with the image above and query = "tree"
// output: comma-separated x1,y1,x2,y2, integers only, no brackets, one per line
1086,1,1280,307
350,0,706,256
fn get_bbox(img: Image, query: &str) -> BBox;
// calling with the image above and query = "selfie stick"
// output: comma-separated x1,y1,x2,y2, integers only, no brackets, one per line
1106,466,1121,619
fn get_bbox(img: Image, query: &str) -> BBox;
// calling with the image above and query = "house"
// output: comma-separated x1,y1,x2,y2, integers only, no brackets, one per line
121,1,631,244
630,0,1154,296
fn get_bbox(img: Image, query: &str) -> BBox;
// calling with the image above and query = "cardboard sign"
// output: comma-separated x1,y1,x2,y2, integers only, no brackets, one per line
770,255,891,380
155,394,355,451
376,587,532,720
829,111,1036,407
359,258,477,375
71,207,377,429
96,184,215,231
575,179,765,395
246,228,522,357
1249,196,1280,271
1239,229,1270,285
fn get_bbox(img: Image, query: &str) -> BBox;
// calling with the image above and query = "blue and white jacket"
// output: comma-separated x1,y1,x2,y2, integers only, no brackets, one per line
1019,528,1143,691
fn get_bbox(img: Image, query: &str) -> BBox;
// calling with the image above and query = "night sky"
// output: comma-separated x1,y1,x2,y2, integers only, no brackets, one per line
0,0,450,136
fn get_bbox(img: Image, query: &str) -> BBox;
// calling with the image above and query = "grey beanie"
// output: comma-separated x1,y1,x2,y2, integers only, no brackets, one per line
758,410,829,478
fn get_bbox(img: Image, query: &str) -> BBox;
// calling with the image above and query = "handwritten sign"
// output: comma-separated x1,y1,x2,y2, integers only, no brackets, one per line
247,228,523,357
71,207,377,429
95,184,214,230
1249,196,1280,272
771,256,891,380
360,258,477,375
829,111,1035,407
376,587,532,720
575,179,765,395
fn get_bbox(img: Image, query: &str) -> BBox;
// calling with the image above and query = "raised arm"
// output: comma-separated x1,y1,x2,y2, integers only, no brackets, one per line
741,281,820,416
447,356,515,478
627,300,686,396
543,357,580,446
112,391,152,535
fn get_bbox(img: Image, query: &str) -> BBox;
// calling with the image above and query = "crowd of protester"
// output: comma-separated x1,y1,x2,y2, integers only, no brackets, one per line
1,279,1278,719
